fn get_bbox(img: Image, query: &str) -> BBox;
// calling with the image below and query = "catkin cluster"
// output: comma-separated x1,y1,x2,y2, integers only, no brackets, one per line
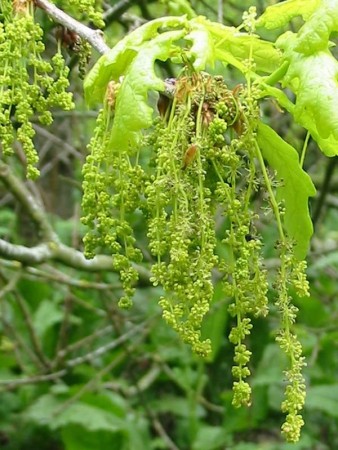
54,0,104,28
0,0,74,178
81,71,309,441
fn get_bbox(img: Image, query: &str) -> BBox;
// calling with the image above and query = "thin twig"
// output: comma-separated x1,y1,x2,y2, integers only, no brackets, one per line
25,264,118,290
33,123,82,161
152,417,180,450
52,320,153,416
103,0,134,23
34,0,109,54
312,156,338,227
0,316,45,371
0,160,57,241
13,290,51,370
65,321,149,368
0,370,67,390
0,269,21,299
52,352,126,417
55,324,113,361
54,294,73,365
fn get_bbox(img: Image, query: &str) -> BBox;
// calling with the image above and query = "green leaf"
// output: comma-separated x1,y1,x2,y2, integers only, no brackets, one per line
306,384,338,417
294,0,338,55
253,344,287,386
167,0,196,18
83,53,109,107
257,0,320,30
109,29,185,151
84,16,188,106
199,18,282,74
186,20,214,70
151,396,204,418
256,123,316,259
192,425,228,450
61,425,125,450
277,31,338,156
25,393,126,432
33,300,63,339
201,283,228,363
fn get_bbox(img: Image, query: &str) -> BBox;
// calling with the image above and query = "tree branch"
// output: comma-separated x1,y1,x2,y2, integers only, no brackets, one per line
0,370,67,391
0,160,57,241
0,239,151,283
0,161,151,282
34,0,110,54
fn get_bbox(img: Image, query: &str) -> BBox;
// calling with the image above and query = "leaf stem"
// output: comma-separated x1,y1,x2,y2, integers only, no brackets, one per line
253,139,285,242
300,131,310,168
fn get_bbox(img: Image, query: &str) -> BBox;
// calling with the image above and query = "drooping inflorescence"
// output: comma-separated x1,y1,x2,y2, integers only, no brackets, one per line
0,0,75,178
81,67,310,441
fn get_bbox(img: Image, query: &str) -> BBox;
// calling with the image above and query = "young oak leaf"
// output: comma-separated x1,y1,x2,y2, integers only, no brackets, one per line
84,16,188,107
256,123,316,260
198,18,282,74
256,0,320,30
108,29,185,152
185,20,214,71
277,31,338,157
294,0,338,55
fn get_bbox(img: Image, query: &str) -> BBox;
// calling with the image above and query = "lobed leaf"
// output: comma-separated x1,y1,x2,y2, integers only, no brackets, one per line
277,32,338,156
84,16,188,106
257,0,320,30
294,0,338,55
256,123,316,260
108,30,185,151
186,21,215,71
167,0,197,18
198,18,282,74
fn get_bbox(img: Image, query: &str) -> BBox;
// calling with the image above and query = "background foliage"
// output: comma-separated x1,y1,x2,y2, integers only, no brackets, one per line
0,0,338,449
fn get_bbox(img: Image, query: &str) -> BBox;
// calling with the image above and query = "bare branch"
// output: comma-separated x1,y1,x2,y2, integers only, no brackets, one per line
0,239,138,273
0,370,67,390
0,241,151,284
65,320,149,368
0,160,57,241
34,0,110,54
55,325,113,361
13,289,51,369
0,161,151,281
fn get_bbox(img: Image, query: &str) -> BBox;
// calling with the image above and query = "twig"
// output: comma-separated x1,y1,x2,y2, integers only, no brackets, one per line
65,320,149,368
152,417,180,450
104,364,161,396
52,352,126,417
103,0,134,23
0,271,50,371
0,370,67,390
24,264,118,290
312,156,338,227
55,324,113,361
0,160,57,241
13,290,51,370
34,0,110,54
0,161,151,281
0,321,151,391
218,0,223,23
0,316,45,371
0,269,21,299
33,123,82,161
52,320,153,416
54,294,73,365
